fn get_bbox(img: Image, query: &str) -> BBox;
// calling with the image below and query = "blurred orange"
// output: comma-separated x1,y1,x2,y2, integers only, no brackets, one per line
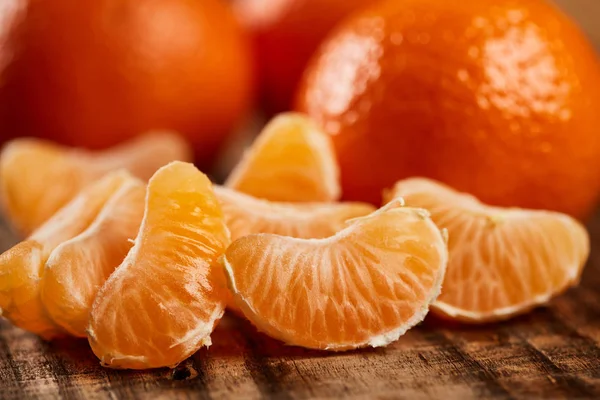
235,0,376,113
0,0,253,166
296,0,600,218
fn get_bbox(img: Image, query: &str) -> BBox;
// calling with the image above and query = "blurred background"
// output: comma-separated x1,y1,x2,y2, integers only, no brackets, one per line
553,0,599,47
0,0,599,218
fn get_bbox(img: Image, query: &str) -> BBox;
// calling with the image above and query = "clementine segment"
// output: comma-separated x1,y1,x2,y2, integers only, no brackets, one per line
0,171,133,339
0,131,191,235
84,131,193,180
387,178,590,322
297,0,600,217
223,200,448,350
226,113,340,202
41,178,145,337
216,185,374,316
88,162,230,369
215,185,374,240
0,241,66,339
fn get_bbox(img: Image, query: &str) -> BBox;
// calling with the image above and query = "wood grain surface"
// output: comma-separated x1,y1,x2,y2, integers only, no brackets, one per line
0,212,599,399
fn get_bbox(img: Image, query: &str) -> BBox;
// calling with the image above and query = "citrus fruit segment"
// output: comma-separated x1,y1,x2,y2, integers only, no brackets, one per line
85,131,193,180
0,171,132,339
41,179,145,337
225,113,340,202
215,186,375,240
0,131,191,235
223,200,448,350
386,178,590,323
88,162,230,369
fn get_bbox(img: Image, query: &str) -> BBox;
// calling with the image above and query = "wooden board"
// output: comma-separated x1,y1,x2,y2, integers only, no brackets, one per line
0,213,600,399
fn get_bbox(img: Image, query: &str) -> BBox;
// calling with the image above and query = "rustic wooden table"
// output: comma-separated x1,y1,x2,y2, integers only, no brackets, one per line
0,212,599,399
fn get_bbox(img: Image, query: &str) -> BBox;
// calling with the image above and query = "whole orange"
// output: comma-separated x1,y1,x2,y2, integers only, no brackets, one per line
296,0,600,218
235,0,376,113
0,0,253,166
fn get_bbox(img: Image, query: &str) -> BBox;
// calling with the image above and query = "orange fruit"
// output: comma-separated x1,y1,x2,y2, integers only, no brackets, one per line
296,0,600,218
223,200,448,350
226,113,340,202
88,162,230,369
386,178,590,322
40,178,145,337
0,171,136,339
0,0,253,165
0,131,190,235
215,185,374,241
234,0,375,112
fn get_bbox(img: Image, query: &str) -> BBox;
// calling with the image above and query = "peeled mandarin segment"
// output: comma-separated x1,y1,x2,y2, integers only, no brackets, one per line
0,131,192,236
0,139,89,235
0,171,133,339
215,186,375,241
215,185,375,315
86,131,193,180
0,241,60,339
387,178,590,323
225,112,340,202
41,179,145,337
88,162,230,370
223,203,448,351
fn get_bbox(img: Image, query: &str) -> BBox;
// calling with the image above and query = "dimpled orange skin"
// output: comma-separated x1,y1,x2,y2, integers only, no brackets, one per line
296,0,600,218
235,0,376,113
0,0,253,166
